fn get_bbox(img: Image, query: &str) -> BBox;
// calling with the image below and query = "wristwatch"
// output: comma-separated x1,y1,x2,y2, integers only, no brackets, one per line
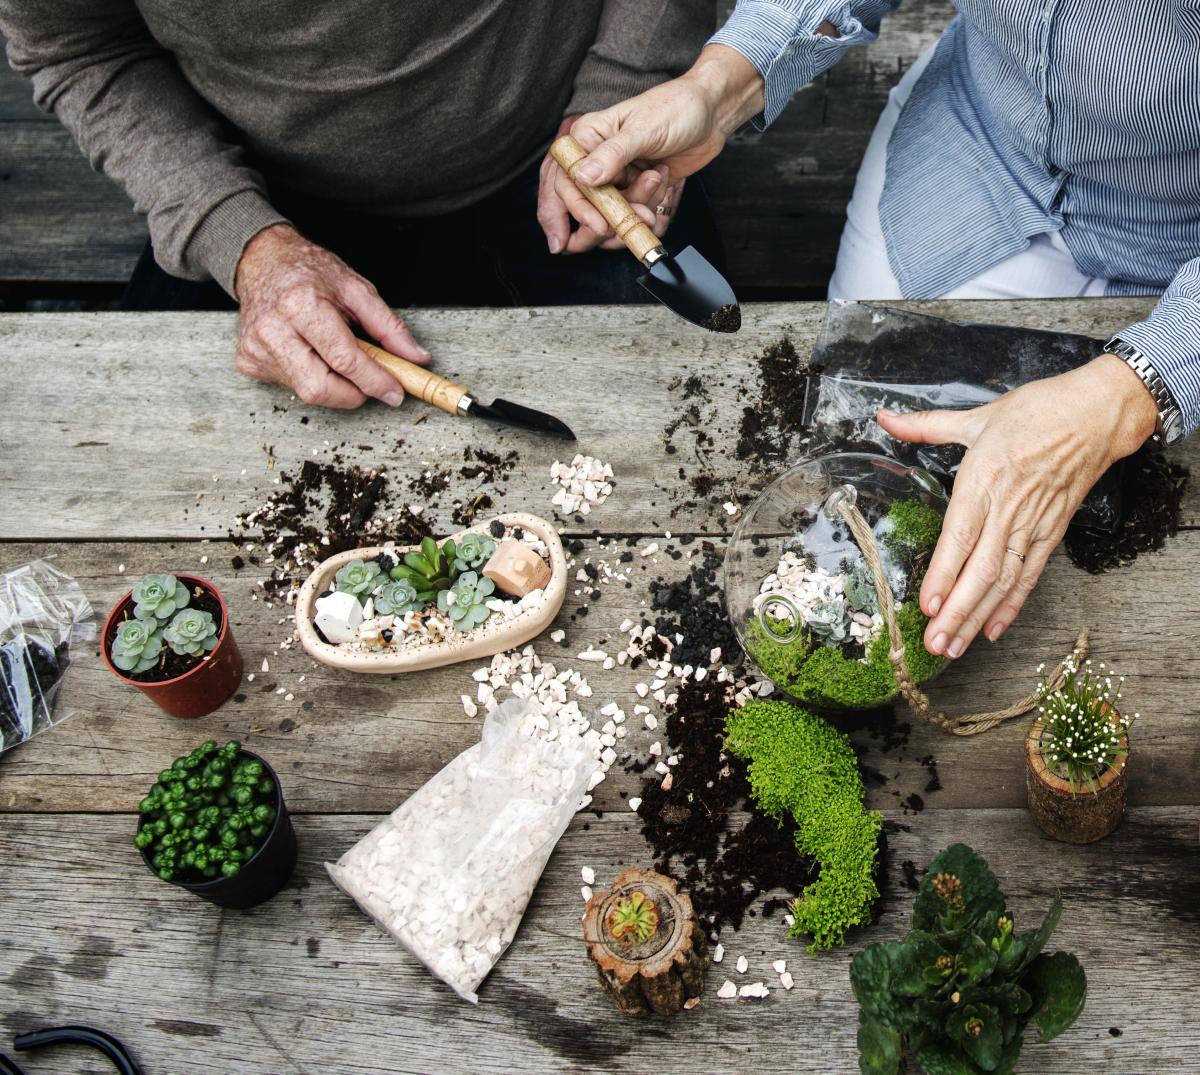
1106,335,1184,446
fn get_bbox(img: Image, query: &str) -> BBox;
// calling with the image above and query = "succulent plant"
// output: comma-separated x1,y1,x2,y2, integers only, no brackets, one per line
807,599,850,647
389,536,460,602
844,560,878,616
453,532,496,573
373,578,424,616
334,558,382,599
132,573,190,621
111,617,165,674
852,844,1086,1075
605,891,660,946
163,607,219,658
437,570,495,631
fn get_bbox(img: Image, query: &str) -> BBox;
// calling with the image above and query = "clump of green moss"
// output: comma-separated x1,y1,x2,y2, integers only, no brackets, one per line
745,601,947,710
884,497,943,551
725,699,882,951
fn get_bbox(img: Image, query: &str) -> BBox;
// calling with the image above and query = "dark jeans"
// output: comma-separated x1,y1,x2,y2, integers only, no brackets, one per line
121,159,726,311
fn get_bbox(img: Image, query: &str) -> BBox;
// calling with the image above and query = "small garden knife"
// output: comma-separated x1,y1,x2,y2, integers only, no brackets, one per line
357,340,576,440
550,134,741,333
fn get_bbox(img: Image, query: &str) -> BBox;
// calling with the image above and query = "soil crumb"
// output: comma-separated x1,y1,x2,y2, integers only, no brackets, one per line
701,303,742,334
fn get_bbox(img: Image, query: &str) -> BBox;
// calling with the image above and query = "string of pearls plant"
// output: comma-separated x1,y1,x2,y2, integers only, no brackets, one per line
1033,651,1134,792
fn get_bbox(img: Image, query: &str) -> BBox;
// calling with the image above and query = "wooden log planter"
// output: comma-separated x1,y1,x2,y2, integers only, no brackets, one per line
1025,710,1129,844
582,869,708,1017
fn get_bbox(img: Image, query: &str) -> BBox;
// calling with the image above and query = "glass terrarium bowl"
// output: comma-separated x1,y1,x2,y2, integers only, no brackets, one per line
725,452,950,711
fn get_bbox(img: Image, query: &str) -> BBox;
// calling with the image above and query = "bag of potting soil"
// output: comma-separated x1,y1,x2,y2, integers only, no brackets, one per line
0,559,95,754
803,301,1125,532
325,696,599,1002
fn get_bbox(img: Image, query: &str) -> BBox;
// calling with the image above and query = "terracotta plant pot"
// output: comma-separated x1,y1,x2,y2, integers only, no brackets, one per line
102,575,243,718
137,751,297,909
1025,710,1128,844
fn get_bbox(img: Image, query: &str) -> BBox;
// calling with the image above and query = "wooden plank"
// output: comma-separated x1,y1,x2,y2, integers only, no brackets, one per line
1,526,1197,816
2,297,1187,543
0,806,1195,1073
0,123,145,283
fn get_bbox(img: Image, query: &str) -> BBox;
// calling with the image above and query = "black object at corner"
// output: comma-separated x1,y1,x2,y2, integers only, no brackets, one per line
13,1024,142,1074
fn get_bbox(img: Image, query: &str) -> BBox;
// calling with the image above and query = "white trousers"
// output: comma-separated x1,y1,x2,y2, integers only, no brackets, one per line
827,44,1110,301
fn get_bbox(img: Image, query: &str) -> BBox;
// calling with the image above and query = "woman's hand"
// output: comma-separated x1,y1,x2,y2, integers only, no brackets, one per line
537,115,683,254
877,354,1159,658
233,223,430,408
548,45,764,243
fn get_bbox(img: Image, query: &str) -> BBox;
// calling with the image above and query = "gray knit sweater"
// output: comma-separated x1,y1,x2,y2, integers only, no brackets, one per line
0,1,711,294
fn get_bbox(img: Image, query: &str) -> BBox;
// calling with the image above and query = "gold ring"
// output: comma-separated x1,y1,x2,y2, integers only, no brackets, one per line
655,204,671,216
1006,547,1027,563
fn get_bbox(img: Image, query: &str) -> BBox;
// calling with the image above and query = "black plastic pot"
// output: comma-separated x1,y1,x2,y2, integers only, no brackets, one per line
138,751,297,909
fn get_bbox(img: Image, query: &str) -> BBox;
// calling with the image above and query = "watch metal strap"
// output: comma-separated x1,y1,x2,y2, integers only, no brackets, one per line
1106,335,1184,446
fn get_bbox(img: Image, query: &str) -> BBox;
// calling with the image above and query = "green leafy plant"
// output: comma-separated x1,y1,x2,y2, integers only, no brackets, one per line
111,617,165,674
605,891,660,945
334,558,382,598
389,536,460,602
852,843,1086,1075
725,699,882,951
162,607,218,658
1033,653,1134,792
807,598,850,647
132,573,190,621
437,570,495,631
373,578,423,616
134,740,279,883
453,532,496,573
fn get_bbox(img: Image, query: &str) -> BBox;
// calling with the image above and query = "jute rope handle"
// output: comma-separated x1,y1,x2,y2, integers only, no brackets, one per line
835,495,1089,736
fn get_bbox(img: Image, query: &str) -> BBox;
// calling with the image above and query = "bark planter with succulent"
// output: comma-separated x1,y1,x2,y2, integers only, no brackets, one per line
852,844,1087,1075
134,739,297,909
582,869,708,1017
102,573,242,718
1025,652,1132,844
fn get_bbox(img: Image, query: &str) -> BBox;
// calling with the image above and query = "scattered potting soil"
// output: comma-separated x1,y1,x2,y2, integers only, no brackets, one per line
646,542,740,668
112,586,223,683
735,338,818,472
1064,450,1189,573
632,674,818,934
701,303,742,334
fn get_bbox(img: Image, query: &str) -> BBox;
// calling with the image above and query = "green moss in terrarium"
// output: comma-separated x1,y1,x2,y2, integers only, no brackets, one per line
883,498,943,551
725,699,882,951
745,600,947,710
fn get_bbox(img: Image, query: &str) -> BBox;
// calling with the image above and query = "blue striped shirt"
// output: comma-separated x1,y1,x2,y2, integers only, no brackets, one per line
711,1,1200,437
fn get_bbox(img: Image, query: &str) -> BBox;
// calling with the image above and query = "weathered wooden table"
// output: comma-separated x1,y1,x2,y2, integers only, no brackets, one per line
1,299,1197,1074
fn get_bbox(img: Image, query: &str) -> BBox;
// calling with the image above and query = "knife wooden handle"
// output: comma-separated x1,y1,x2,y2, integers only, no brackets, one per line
550,134,661,264
357,339,469,416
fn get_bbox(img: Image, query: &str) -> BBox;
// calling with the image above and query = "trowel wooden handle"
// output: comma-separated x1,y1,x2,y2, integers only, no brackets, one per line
357,340,469,416
551,134,661,264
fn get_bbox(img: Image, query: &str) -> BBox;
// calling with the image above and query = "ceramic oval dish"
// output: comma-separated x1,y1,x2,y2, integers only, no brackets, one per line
295,512,567,673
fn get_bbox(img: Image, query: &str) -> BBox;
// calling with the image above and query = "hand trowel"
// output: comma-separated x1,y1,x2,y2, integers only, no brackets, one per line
358,339,576,440
551,134,741,333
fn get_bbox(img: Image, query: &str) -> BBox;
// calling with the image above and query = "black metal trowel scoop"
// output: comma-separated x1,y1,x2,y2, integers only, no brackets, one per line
551,135,741,333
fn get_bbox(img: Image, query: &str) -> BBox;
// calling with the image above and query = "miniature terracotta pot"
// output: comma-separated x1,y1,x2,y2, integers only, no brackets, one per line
102,575,243,719
1025,708,1128,844
294,512,566,674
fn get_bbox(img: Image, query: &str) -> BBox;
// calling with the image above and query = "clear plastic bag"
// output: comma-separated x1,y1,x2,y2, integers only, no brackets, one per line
804,301,1123,531
0,560,95,754
326,697,599,1002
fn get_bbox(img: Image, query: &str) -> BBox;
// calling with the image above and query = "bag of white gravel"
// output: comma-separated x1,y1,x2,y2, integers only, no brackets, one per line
325,696,599,1002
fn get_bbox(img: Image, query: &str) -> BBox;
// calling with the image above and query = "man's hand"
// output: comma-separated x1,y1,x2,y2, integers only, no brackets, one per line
877,355,1159,658
233,224,430,408
549,45,764,243
538,115,683,254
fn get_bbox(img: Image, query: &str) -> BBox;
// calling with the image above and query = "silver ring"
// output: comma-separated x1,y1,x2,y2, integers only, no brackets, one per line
655,204,671,216
1006,547,1027,563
